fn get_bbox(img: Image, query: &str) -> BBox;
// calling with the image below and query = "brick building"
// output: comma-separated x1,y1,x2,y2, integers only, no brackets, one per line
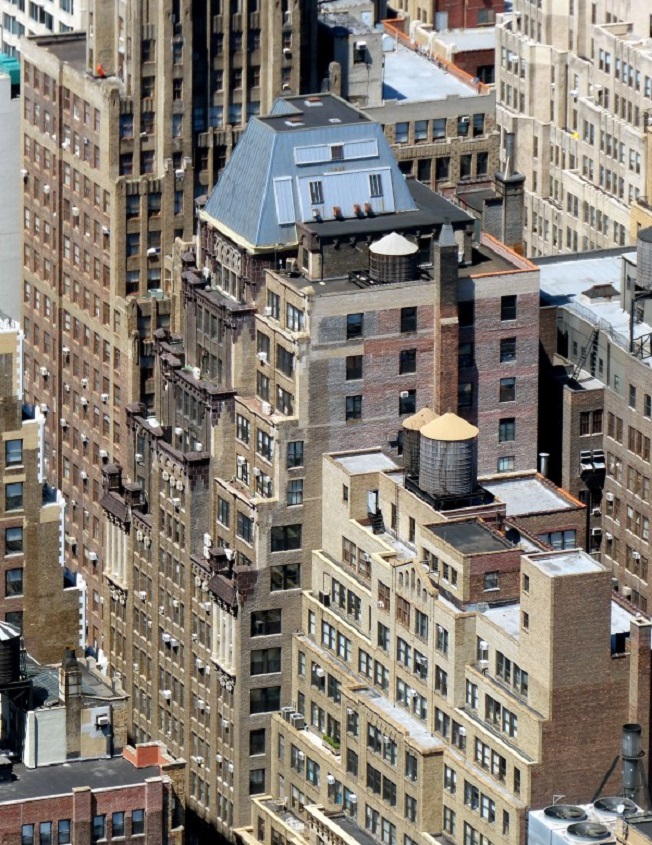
20,0,318,654
389,0,503,29
537,230,652,611
98,95,541,840
233,444,650,845
0,313,81,663
0,744,184,845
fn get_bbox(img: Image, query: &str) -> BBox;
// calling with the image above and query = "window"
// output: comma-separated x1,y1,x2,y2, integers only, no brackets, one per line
499,418,515,442
630,384,637,409
57,821,71,845
22,826,34,845
5,439,22,466
369,173,383,197
237,512,254,544
306,758,321,786
271,524,302,551
111,813,125,838
251,648,281,675
458,383,473,408
251,609,282,636
346,395,362,421
5,568,23,597
250,768,266,794
92,815,105,843
347,313,363,339
286,304,304,333
500,295,517,320
5,482,23,511
499,378,516,402
309,181,324,204
500,337,516,362
497,456,515,473
400,349,416,374
270,563,300,590
287,480,303,507
277,345,294,376
484,571,499,591
287,441,304,467
395,122,409,143
346,355,363,380
217,497,230,527
399,390,416,415
250,686,281,713
132,810,144,836
36,822,50,845
405,795,417,822
5,527,23,555
401,307,417,333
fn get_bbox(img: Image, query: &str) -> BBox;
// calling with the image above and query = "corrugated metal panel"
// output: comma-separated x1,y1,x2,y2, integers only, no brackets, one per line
297,167,395,221
273,177,295,225
295,144,331,165
342,139,378,160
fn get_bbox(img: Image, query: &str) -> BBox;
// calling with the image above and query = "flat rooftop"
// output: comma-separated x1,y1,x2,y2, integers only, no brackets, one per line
529,549,604,577
481,474,578,516
482,603,520,639
383,43,479,102
329,813,383,845
37,33,87,73
426,520,511,554
334,451,400,475
261,95,371,132
434,28,496,52
0,757,160,803
538,250,652,360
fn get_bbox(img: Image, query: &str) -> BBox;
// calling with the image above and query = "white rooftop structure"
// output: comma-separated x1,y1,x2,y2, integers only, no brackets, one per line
539,251,652,361
529,549,605,577
334,451,400,474
382,43,479,102
482,474,578,516
434,28,496,53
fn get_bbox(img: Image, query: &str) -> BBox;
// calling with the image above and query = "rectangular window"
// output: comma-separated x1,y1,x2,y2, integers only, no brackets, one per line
400,349,417,374
286,479,303,507
346,395,362,421
92,816,105,843
399,390,416,415
251,609,282,636
111,813,125,838
5,440,23,466
251,647,281,675
346,313,363,339
22,826,35,845
309,181,324,204
270,524,302,551
500,295,517,320
369,173,383,197
346,355,363,380
499,378,516,402
401,307,417,333
132,810,144,836
250,686,281,713
500,337,516,362
497,456,515,473
287,441,304,467
5,527,23,555
57,821,71,845
270,562,301,590
499,418,515,442
5,568,23,598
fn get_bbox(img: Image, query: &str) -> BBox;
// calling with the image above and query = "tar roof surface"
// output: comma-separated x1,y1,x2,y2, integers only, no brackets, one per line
334,452,400,475
426,521,511,554
331,814,385,845
482,476,576,516
0,758,160,803
383,43,479,102
42,35,88,72
529,550,604,576
261,95,371,131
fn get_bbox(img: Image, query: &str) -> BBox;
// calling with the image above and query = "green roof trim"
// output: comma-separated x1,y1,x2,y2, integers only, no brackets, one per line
0,54,20,87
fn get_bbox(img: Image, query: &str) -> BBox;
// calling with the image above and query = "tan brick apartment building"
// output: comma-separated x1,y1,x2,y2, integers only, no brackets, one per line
20,0,318,654
234,445,650,845
98,96,543,840
0,312,80,662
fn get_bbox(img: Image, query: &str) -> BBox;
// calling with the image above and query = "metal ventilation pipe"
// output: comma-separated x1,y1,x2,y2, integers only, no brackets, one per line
539,453,550,478
504,132,516,178
622,723,643,800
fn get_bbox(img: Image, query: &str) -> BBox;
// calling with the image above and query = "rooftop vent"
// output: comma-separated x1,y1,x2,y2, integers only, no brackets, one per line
593,797,638,816
543,806,587,821
566,824,611,841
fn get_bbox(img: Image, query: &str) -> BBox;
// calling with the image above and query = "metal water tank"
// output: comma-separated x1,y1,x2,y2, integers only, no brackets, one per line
0,622,21,685
419,413,479,497
369,232,418,284
402,409,438,476
636,227,652,289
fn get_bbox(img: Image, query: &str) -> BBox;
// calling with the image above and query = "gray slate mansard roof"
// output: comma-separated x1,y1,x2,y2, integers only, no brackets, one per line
201,95,419,250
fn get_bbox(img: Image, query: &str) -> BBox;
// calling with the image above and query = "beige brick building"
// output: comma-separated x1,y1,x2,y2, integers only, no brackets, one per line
234,445,650,845
0,312,81,664
496,1,652,257
20,0,318,655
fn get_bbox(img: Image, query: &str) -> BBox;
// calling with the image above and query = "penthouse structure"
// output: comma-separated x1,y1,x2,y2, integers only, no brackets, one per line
235,442,650,845
20,0,317,653
100,94,541,839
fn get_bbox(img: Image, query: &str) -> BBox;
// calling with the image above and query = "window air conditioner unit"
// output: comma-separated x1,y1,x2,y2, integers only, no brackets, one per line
314,666,325,678
135,453,143,463
40,366,49,377
101,393,109,403
237,455,246,466
633,551,641,560
605,531,613,540
591,527,602,536
161,689,172,699
40,403,49,413
257,351,267,363
80,397,89,407
162,633,171,643
263,306,272,316
623,586,633,598
60,418,68,428
96,714,110,727
62,346,70,356
87,551,98,561
138,591,147,600
174,426,183,436
400,391,409,398
605,492,614,501
71,206,80,217
102,226,110,236
81,378,88,388
99,449,108,459
327,774,336,785
80,471,89,480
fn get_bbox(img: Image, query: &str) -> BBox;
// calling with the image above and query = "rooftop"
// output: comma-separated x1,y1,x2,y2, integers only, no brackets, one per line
426,520,511,554
261,95,372,131
538,250,652,360
528,549,605,577
37,33,87,73
328,813,383,845
433,28,496,53
482,603,521,639
333,451,400,475
382,43,479,102
481,474,579,516
0,757,161,803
